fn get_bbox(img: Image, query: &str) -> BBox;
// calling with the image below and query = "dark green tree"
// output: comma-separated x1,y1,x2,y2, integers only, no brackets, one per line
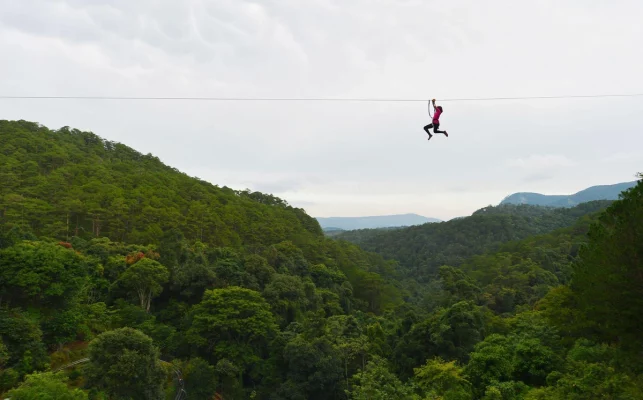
187,287,277,375
571,177,643,347
182,357,217,400
84,327,165,400
0,241,88,310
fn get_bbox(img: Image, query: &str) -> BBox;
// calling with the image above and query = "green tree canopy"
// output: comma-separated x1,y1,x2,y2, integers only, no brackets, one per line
6,371,87,400
84,327,165,400
187,287,278,370
115,258,169,312
349,356,414,400
0,241,88,310
571,178,643,347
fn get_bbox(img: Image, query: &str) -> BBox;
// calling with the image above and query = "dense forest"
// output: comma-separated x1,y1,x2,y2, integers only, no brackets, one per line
1,119,642,399
331,201,612,282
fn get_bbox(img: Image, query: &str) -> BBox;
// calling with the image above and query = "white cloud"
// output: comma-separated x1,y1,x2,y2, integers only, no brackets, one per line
1,0,642,220
601,152,642,163
506,154,576,170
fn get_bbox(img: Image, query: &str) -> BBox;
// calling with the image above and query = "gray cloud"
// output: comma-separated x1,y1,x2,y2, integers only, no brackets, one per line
243,179,310,194
1,0,642,220
522,174,555,184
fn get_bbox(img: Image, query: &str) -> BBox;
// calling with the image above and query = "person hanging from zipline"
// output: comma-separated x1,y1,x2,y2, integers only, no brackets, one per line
423,98,448,140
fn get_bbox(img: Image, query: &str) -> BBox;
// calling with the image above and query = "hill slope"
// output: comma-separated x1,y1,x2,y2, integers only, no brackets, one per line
316,213,440,230
500,181,637,207
3,119,643,399
0,119,405,315
333,201,613,281
0,120,321,247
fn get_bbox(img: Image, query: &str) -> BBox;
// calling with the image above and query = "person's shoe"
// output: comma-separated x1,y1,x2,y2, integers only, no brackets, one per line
427,134,433,140
444,131,448,137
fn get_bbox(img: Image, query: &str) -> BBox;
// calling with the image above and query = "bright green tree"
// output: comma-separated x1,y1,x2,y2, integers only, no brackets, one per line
349,356,415,400
6,371,87,400
414,357,472,400
116,258,169,312
525,339,643,400
463,334,514,397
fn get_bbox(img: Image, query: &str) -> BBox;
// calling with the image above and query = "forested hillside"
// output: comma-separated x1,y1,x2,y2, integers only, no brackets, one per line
0,120,405,399
333,201,612,282
1,119,642,399
0,120,321,246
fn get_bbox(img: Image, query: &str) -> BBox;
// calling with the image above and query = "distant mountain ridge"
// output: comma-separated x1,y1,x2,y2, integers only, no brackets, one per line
316,213,440,230
332,201,613,282
500,181,637,207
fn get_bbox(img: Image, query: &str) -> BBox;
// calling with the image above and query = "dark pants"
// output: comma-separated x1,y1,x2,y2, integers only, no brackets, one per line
424,121,446,135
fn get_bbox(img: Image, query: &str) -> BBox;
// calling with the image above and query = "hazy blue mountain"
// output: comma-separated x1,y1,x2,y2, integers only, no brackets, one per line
323,227,345,232
316,213,440,230
500,181,637,207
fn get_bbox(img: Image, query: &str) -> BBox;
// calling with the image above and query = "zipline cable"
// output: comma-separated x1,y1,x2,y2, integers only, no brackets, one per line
1,93,643,102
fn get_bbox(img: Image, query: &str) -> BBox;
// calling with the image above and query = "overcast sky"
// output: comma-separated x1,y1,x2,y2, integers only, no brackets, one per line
1,0,642,220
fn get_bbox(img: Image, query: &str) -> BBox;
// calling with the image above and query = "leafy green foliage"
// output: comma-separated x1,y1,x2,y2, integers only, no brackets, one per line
115,258,169,312
0,309,49,376
334,201,611,282
570,179,643,348
414,357,472,399
525,339,643,399
0,339,8,369
0,241,89,310
187,286,277,371
181,357,217,399
2,120,643,399
349,356,414,400
6,371,87,400
0,120,321,246
84,327,165,400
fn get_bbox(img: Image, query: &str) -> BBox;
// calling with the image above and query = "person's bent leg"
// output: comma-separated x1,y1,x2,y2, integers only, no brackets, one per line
424,124,434,139
433,123,448,137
